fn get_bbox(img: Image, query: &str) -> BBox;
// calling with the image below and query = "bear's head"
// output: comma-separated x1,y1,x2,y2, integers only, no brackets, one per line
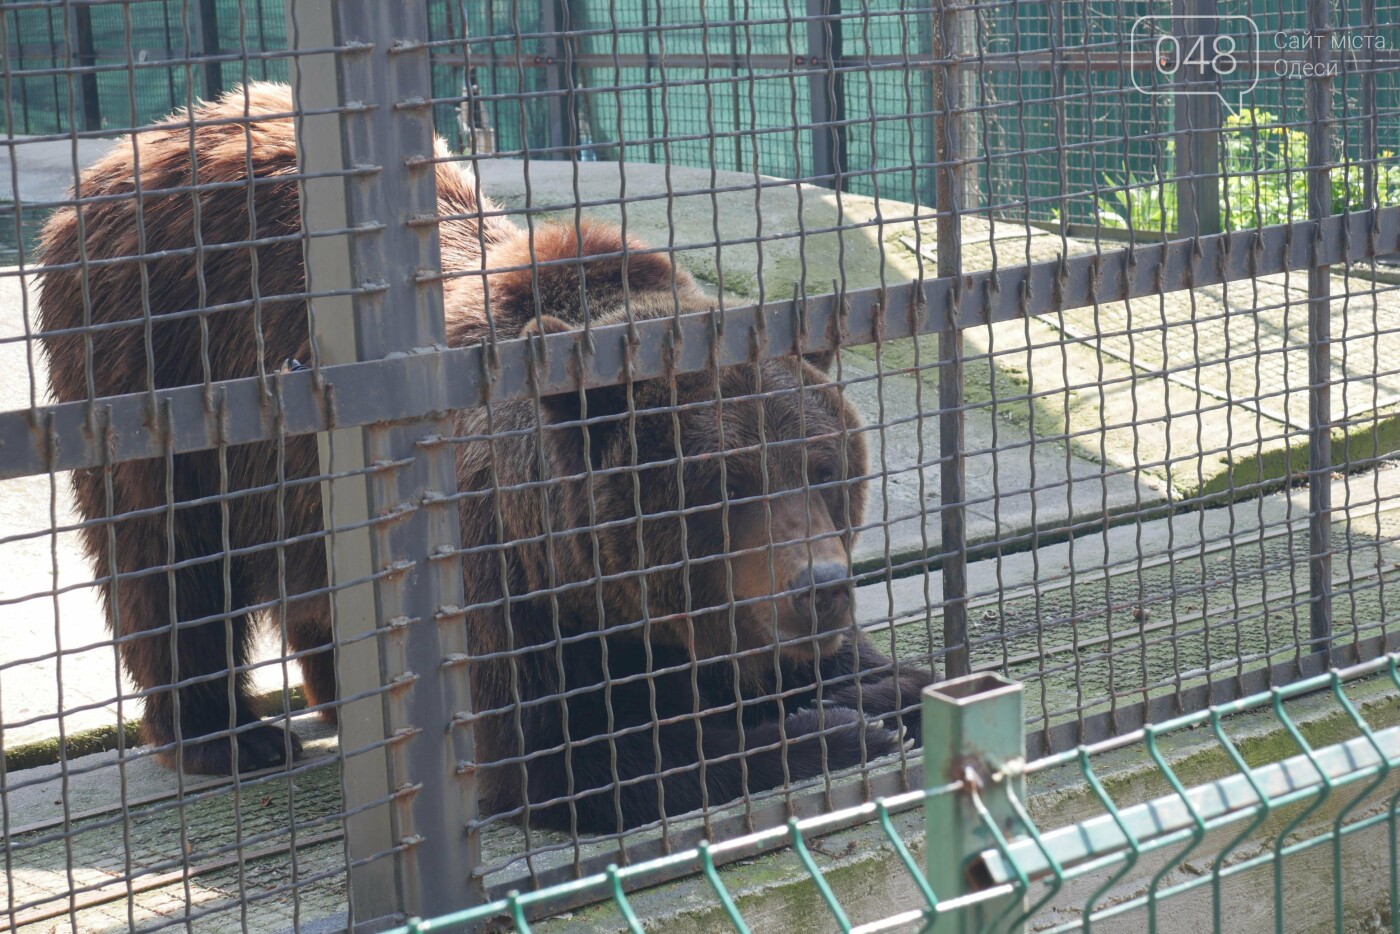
487,223,869,668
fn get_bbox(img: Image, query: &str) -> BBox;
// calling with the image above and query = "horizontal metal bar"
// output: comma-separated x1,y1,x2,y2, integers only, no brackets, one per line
5,42,200,66
12,45,1388,80
3,207,1397,481
440,49,1400,73
980,703,1400,887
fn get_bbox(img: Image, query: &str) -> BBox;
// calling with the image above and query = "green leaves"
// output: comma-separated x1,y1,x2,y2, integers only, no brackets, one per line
1095,109,1399,233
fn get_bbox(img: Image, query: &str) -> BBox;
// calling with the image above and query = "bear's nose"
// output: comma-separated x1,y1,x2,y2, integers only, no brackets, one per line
790,562,852,629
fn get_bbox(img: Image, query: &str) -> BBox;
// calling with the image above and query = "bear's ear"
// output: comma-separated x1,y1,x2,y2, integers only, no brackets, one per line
520,313,631,438
519,312,572,340
490,221,689,328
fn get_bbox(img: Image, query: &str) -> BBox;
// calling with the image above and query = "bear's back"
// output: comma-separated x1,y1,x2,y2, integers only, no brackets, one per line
37,81,515,401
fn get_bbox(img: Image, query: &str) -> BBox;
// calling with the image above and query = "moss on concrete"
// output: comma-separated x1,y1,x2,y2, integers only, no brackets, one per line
1026,672,1400,827
849,322,1400,509
536,803,929,934
4,719,144,773
1194,409,1400,500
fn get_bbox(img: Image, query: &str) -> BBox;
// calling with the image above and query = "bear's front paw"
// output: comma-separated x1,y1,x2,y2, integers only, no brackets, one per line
826,666,936,746
782,705,907,773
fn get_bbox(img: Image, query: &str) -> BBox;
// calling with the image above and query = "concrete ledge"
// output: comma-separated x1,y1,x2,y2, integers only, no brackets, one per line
0,136,119,206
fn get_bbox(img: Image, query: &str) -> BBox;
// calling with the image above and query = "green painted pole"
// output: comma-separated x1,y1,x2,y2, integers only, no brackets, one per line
923,672,1028,934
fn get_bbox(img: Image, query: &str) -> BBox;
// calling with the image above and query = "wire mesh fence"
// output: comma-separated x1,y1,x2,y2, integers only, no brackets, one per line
1,0,1399,929
11,2,1398,233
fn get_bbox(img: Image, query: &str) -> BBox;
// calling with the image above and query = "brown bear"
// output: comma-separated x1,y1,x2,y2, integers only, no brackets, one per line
37,83,934,833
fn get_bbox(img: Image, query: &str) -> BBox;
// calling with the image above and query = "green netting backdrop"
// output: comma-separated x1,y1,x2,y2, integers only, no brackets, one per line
3,0,1399,226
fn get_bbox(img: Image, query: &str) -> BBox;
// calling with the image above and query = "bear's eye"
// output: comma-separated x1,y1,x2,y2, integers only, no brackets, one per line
814,467,837,486
724,482,743,503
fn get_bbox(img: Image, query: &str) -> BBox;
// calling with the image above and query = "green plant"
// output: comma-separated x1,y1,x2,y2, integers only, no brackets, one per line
1095,161,1178,232
1219,107,1310,228
1096,107,1400,234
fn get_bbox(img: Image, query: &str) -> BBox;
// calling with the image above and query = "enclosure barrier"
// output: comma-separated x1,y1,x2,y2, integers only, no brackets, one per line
378,655,1400,931
7,1,1397,230
4,0,1400,929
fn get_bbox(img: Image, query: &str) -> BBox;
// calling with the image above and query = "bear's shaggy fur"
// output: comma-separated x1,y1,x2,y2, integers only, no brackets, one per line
37,83,933,832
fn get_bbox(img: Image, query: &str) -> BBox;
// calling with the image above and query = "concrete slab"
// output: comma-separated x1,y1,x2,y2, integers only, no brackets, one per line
0,271,133,748
475,159,935,302
837,348,1164,571
1054,271,1400,431
869,465,1400,727
0,714,345,932
888,222,1400,499
0,136,119,207
857,465,1400,630
472,160,1092,302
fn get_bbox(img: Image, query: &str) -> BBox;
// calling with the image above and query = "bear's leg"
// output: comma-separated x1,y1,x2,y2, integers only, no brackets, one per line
283,594,336,722
236,474,336,724
100,506,301,775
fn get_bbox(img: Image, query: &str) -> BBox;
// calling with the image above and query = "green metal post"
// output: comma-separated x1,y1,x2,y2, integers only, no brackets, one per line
923,673,1027,934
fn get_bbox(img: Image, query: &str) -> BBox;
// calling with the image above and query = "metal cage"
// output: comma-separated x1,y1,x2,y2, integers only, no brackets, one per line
2,0,1400,929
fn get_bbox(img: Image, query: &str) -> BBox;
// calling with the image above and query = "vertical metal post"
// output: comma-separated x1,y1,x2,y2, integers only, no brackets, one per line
65,2,100,133
286,4,397,920
562,0,592,161
1173,0,1221,237
1361,0,1378,213
1305,0,1333,655
923,674,1027,933
957,6,979,213
806,0,845,188
641,0,657,164
457,14,497,156
193,0,222,100
538,0,571,157
287,0,475,925
1360,0,1392,260
729,0,744,171
934,0,969,679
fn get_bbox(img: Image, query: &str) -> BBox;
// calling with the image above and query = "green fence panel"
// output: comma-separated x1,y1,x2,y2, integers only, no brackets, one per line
378,653,1400,932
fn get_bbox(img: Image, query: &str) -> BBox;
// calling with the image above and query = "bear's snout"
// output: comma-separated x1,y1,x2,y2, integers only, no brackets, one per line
719,482,858,648
789,562,853,631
